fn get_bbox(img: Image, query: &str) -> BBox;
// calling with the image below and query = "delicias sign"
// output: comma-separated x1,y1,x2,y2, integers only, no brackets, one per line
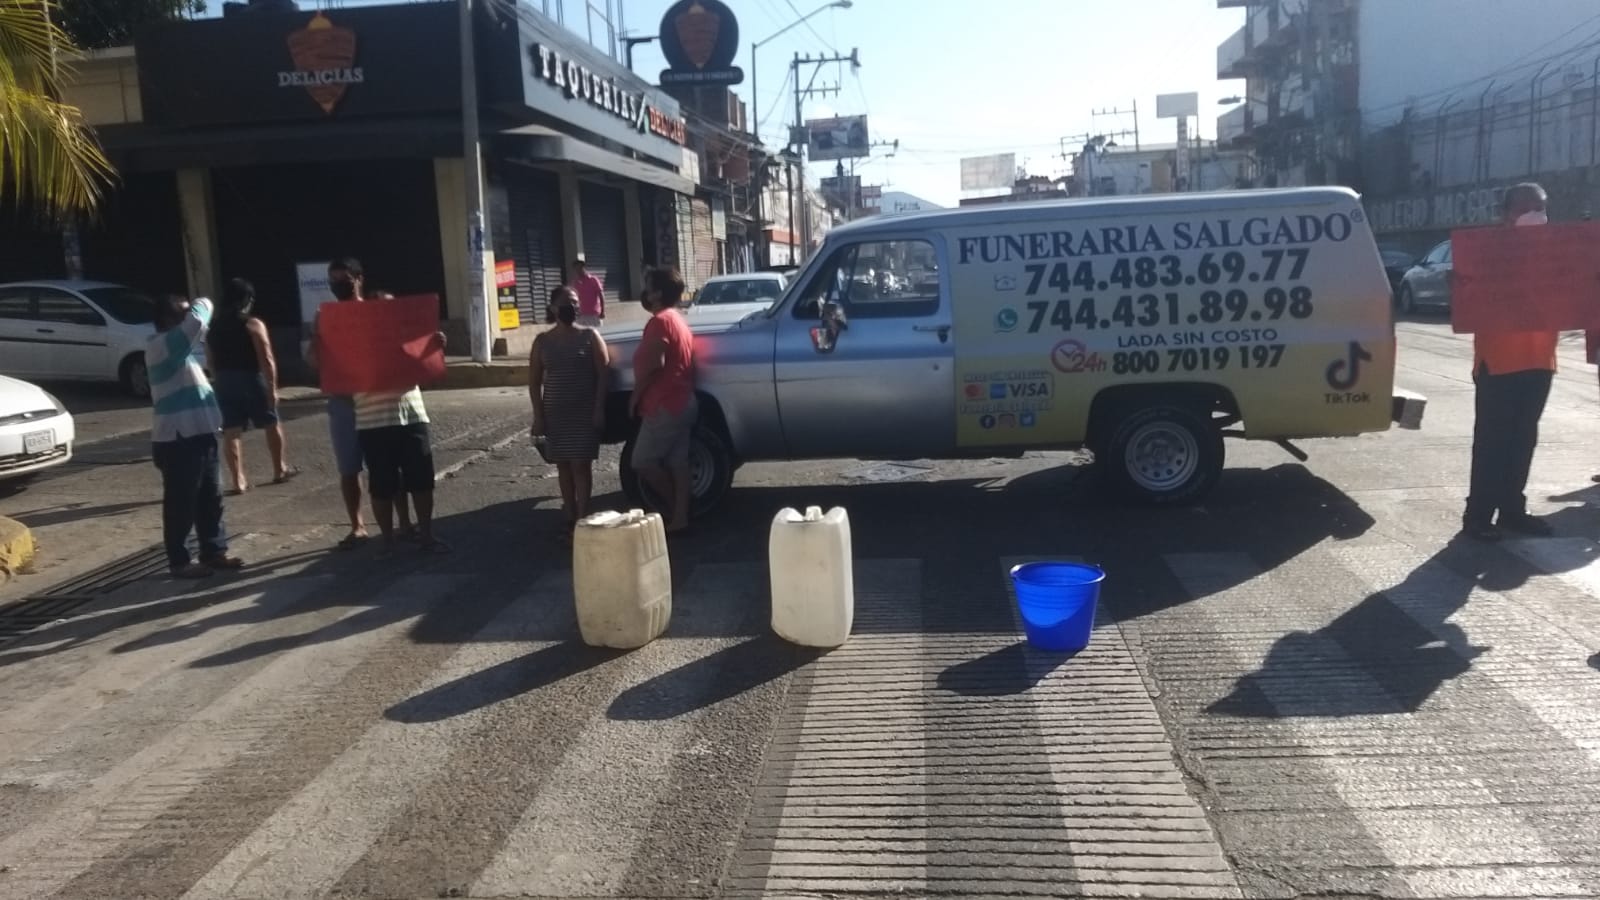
278,12,364,114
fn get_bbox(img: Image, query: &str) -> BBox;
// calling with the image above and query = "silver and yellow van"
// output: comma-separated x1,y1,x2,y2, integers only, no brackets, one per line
601,187,1421,514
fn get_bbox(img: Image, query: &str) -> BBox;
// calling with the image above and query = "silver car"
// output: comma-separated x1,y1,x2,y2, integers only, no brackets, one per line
1396,240,1452,315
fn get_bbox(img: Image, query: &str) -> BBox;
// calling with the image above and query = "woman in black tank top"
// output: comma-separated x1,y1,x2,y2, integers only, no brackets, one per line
210,278,296,493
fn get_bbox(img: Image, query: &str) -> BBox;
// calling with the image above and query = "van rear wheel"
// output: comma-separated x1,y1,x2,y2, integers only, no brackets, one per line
1099,404,1223,506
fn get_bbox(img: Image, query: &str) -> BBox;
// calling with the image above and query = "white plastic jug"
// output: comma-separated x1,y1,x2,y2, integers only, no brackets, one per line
769,505,854,648
573,509,672,649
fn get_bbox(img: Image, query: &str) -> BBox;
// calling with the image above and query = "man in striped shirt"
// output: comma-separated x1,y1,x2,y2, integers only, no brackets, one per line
147,295,243,578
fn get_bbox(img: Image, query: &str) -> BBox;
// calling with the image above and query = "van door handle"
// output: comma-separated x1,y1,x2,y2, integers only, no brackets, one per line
35,328,55,334
912,324,950,343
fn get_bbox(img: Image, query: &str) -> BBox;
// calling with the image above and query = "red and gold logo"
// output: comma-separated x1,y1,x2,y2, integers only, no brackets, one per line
278,12,363,114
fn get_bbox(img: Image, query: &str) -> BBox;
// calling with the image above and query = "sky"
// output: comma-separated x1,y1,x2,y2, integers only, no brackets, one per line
204,0,1247,208
602,0,1247,207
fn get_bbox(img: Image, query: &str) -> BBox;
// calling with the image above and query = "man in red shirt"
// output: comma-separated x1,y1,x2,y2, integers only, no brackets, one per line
629,266,697,533
1464,182,1557,541
572,257,606,328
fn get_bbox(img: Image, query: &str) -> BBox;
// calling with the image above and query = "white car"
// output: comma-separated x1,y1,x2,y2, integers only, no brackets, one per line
0,280,158,397
0,375,74,483
683,273,788,320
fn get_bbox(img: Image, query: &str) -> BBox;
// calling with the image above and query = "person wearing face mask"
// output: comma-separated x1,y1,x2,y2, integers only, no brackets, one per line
529,286,610,539
307,257,414,549
1463,182,1557,541
629,266,697,534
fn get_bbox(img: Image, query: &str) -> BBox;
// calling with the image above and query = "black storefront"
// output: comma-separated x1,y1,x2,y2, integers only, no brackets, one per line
7,0,694,359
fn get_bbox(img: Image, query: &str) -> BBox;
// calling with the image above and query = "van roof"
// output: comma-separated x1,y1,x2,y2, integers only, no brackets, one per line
831,186,1363,239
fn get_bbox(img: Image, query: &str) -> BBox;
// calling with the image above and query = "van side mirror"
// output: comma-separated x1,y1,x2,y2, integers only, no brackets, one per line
810,301,847,354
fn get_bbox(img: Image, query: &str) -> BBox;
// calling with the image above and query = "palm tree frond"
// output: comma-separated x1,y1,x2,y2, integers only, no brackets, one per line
0,1,115,219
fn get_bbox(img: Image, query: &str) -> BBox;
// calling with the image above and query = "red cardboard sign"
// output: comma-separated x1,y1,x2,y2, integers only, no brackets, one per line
1450,221,1600,333
316,294,446,394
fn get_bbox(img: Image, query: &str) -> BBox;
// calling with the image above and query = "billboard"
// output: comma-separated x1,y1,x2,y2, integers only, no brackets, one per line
806,115,870,161
960,153,1015,191
820,174,861,208
1156,92,1199,119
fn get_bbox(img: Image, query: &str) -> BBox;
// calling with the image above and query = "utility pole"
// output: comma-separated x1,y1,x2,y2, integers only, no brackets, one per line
1093,100,1140,152
791,49,859,253
459,0,492,362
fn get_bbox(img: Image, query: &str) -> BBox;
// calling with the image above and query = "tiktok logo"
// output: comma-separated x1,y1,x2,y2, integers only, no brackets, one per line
1325,341,1372,390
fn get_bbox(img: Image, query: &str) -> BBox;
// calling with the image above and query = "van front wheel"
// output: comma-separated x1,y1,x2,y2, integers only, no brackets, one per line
1101,404,1223,506
619,423,735,519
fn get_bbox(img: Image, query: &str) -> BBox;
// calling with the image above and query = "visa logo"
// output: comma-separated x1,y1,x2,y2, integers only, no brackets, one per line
1009,382,1052,398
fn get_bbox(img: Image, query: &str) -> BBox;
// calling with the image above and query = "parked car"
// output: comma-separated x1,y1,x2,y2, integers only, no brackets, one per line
1376,245,1415,299
684,273,789,319
1396,240,1452,314
0,375,74,484
0,280,158,396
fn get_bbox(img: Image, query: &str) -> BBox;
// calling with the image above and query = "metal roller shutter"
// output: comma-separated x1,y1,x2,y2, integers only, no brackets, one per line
578,181,629,306
688,198,717,289
507,168,564,324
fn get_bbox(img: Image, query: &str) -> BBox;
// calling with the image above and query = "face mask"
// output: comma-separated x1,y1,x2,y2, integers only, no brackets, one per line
1516,211,1548,226
556,304,577,325
330,280,357,300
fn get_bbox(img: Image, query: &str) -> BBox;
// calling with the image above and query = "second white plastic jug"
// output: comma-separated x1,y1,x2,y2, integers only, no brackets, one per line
769,505,853,648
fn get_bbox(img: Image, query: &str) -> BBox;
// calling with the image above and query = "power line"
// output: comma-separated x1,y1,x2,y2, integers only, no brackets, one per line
782,0,837,53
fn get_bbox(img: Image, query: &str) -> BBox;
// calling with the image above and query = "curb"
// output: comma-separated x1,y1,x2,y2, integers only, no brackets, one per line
0,515,35,581
435,363,530,391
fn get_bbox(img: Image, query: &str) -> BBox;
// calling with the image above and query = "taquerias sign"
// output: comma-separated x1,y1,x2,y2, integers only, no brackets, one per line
529,43,687,146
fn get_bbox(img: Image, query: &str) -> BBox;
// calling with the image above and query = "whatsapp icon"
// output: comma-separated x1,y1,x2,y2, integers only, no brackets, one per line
995,308,1019,332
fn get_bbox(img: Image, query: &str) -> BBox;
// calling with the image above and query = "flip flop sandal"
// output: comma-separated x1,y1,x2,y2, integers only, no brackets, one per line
337,532,371,550
271,468,301,485
226,486,250,497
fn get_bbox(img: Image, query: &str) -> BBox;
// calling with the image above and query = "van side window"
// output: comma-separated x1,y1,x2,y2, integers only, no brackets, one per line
793,239,940,320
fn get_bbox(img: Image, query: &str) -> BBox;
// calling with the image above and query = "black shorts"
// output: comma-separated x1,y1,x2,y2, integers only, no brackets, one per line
358,423,434,500
215,371,278,431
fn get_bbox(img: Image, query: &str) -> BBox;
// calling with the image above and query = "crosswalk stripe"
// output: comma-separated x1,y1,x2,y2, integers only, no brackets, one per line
1161,551,1431,897
180,573,579,900
468,562,757,898
0,574,456,900
0,574,335,773
730,559,928,897
1330,542,1600,768
1163,548,1597,898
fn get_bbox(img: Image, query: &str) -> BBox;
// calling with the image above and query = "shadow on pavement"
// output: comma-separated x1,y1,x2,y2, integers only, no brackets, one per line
4,499,158,528
606,635,820,721
937,642,1079,697
1207,519,1595,718
5,460,1384,678
1589,652,1600,672
385,641,625,724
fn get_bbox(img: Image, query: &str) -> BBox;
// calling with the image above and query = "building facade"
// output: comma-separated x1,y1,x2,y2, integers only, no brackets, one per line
3,0,700,360
1216,0,1600,251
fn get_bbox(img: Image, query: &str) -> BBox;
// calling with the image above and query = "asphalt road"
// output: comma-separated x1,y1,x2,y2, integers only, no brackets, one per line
2,319,1600,899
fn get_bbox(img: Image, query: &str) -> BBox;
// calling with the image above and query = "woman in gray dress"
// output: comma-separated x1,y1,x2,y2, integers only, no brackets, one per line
530,286,610,536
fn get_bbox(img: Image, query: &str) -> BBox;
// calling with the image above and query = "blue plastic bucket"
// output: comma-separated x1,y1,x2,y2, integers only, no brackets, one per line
1010,562,1105,652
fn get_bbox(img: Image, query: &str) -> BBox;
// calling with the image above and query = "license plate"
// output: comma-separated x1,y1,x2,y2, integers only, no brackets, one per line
23,430,53,455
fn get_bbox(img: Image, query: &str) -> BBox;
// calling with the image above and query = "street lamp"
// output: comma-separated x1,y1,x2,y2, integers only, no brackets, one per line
751,0,851,145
